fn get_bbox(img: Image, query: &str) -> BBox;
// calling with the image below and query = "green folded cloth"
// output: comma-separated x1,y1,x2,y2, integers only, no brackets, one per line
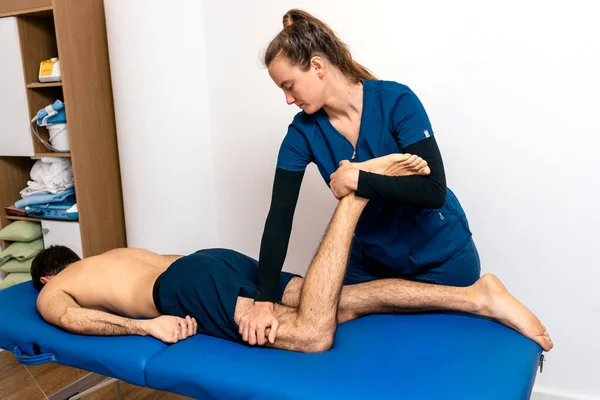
0,221,42,242
0,239,44,260
0,258,34,273
0,272,32,290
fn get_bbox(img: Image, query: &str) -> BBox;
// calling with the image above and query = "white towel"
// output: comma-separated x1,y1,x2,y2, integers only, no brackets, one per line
20,157,74,197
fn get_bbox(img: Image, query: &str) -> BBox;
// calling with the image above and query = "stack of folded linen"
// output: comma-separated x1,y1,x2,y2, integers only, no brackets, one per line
20,157,74,197
15,188,77,220
0,221,44,290
13,158,77,220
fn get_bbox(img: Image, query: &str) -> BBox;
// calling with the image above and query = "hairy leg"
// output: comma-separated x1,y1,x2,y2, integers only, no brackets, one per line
234,194,368,352
280,275,553,351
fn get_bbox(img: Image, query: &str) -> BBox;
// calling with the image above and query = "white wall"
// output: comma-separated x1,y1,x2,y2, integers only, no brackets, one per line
105,1,599,398
200,1,337,268
532,391,591,400
103,0,219,254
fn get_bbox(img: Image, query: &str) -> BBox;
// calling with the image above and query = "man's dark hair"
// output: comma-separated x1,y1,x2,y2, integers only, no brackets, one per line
31,245,81,292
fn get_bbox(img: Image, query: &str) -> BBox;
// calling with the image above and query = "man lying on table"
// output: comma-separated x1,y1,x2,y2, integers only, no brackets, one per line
32,154,552,352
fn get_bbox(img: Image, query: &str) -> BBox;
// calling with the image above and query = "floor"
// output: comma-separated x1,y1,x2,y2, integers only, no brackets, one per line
0,349,192,399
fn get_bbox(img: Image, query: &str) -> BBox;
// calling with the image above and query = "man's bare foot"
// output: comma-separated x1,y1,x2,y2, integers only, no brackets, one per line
474,274,553,351
353,154,430,177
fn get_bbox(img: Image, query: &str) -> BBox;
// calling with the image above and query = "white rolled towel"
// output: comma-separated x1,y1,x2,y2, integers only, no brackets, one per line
20,157,74,197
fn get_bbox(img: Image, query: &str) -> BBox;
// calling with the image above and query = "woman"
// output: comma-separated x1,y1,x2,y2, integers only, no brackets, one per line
240,9,481,344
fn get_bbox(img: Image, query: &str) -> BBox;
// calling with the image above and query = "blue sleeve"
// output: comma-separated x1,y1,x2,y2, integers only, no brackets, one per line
276,124,312,172
391,88,435,149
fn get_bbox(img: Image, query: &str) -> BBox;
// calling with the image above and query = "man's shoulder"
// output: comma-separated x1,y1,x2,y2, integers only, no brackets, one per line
36,278,70,313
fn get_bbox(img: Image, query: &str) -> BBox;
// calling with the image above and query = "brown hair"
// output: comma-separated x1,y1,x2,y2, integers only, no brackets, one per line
263,9,376,83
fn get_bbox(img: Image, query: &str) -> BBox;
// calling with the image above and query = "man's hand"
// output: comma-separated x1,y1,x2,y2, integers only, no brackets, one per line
329,160,359,199
140,315,198,344
238,301,279,345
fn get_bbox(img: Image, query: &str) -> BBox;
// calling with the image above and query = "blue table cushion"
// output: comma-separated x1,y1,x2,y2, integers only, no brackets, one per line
0,282,167,386
0,282,543,399
145,313,543,400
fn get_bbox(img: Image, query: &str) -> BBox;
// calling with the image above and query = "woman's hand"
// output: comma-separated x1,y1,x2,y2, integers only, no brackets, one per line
354,154,430,176
329,154,429,199
329,160,359,199
238,301,279,345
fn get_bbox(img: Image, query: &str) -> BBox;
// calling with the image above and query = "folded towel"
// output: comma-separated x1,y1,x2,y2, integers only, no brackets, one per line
20,158,74,197
15,188,75,208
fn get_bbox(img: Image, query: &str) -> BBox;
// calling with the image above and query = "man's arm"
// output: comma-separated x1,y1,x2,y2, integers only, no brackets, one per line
36,288,197,343
37,289,147,336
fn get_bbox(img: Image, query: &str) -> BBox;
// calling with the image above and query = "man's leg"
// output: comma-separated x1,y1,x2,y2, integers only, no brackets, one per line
325,154,551,351
280,273,553,351
234,194,368,352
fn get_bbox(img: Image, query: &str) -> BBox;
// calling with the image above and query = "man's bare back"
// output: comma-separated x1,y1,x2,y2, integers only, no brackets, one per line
40,249,182,319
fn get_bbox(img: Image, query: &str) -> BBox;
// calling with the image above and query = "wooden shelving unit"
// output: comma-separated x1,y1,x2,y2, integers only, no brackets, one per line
0,0,126,257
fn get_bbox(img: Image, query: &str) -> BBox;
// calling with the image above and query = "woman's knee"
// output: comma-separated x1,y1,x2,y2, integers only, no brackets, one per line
414,238,481,287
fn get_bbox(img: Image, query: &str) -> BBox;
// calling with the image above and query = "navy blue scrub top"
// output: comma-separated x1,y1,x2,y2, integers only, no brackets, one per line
276,80,472,274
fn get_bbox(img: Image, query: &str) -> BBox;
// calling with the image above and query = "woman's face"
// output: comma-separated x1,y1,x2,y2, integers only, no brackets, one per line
268,55,326,114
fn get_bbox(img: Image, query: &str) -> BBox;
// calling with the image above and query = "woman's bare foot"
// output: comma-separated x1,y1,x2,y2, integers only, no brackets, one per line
474,274,553,351
352,154,430,176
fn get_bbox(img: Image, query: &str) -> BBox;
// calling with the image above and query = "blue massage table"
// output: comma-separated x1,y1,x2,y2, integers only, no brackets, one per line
0,282,544,399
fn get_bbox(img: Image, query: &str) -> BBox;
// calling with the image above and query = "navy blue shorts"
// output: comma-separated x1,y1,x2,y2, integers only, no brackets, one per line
344,237,481,287
152,248,299,343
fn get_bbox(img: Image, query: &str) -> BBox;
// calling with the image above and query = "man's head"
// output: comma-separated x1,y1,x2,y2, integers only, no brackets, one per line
31,245,81,292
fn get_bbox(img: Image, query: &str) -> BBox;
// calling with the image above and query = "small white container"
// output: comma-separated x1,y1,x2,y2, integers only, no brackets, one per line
47,123,70,151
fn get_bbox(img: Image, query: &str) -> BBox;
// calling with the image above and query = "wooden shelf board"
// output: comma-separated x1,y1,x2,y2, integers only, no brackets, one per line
0,6,53,18
33,152,71,158
27,82,63,88
6,215,41,223
6,215,78,223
